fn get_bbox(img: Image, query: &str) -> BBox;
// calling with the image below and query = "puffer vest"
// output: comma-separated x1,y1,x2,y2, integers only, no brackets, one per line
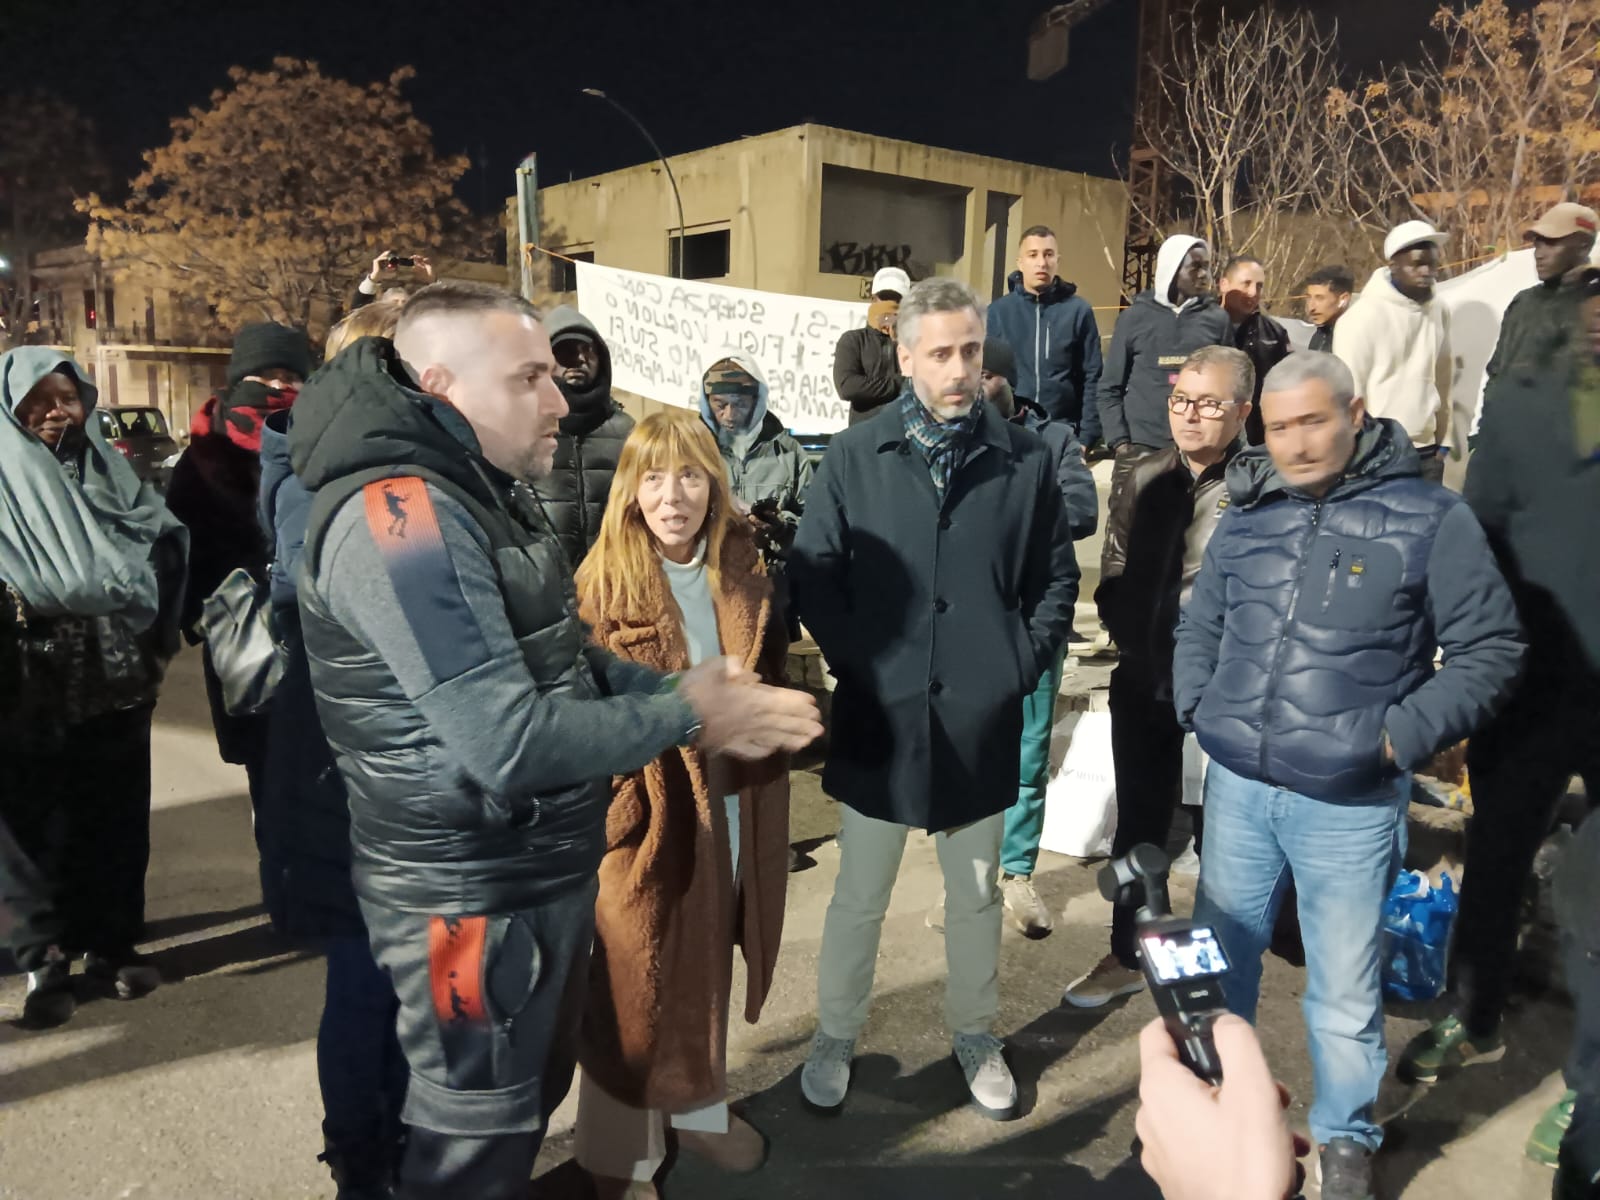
1193,474,1457,799
299,460,607,914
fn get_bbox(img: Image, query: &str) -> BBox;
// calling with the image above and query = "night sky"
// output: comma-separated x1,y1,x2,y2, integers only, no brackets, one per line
5,0,1440,213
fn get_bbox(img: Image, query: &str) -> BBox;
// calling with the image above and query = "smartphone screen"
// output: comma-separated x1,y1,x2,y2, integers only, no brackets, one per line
1140,925,1231,984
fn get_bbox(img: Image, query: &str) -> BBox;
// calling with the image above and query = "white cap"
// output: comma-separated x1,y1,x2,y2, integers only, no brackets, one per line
870,267,911,297
1384,220,1449,261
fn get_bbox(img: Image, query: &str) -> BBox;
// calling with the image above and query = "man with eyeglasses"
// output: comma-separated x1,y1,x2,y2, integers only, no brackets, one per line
533,306,636,571
1064,346,1253,1008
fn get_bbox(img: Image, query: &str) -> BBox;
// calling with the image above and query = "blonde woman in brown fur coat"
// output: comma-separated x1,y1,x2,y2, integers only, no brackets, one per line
573,410,792,1199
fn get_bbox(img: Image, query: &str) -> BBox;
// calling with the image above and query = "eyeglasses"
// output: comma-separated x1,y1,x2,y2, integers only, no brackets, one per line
1168,393,1235,419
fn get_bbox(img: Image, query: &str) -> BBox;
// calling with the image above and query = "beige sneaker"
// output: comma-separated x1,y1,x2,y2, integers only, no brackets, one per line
1000,874,1054,938
1062,954,1147,1009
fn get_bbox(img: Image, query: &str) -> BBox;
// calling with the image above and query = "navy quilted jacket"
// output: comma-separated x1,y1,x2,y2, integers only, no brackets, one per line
1173,419,1523,800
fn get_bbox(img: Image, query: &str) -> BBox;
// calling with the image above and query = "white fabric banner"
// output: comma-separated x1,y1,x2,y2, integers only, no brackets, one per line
575,261,867,434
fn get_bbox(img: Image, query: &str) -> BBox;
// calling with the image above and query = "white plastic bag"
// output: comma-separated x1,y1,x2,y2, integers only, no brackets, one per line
1039,710,1117,859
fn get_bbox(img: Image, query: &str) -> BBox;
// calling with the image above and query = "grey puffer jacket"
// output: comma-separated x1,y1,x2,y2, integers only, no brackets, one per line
1173,419,1523,800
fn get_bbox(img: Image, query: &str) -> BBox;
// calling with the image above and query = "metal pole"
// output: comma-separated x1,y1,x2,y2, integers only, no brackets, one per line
516,154,540,301
581,89,687,278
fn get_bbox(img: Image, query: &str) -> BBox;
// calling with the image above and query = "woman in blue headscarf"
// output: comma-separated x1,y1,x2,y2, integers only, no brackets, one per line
0,347,188,1029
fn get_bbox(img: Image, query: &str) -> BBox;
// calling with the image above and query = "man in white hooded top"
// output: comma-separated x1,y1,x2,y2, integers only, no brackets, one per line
1334,220,1455,485
1099,234,1233,498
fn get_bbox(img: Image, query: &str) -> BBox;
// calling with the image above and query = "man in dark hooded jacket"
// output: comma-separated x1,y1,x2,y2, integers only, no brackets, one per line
1100,235,1231,497
531,306,634,571
985,225,1104,442
165,321,312,808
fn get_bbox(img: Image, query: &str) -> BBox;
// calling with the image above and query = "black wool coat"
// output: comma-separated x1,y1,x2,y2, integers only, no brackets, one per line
790,397,1080,832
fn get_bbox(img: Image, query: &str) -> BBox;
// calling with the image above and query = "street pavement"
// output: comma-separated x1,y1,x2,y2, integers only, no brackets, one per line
0,648,1574,1200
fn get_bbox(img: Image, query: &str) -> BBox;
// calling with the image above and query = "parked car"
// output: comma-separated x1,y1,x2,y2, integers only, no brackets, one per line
96,406,181,490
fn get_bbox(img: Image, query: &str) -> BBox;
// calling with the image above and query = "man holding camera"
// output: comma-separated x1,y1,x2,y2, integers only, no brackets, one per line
352,251,435,312
1173,351,1522,1200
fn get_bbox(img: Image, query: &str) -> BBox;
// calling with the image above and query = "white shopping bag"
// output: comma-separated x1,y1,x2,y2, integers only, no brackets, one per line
1182,732,1210,808
1039,710,1117,859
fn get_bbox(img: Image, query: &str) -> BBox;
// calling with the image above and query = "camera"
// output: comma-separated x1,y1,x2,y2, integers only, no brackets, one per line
1098,844,1230,1085
387,255,416,269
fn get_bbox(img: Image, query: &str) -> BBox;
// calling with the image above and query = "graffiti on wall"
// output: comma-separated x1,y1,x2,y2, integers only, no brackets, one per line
821,241,921,279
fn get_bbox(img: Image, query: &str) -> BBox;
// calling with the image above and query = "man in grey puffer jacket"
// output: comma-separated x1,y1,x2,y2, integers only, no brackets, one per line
1173,351,1522,1200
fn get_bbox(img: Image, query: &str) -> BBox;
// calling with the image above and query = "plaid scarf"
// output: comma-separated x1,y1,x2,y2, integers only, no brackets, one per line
900,388,984,502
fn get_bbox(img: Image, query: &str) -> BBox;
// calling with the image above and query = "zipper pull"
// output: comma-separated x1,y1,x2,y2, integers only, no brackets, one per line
1323,547,1341,610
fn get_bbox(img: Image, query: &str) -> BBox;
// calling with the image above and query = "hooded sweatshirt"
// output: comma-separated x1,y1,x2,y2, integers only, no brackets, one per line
985,272,1104,436
532,306,636,571
1100,236,1232,450
0,349,188,739
696,355,814,520
1333,267,1453,449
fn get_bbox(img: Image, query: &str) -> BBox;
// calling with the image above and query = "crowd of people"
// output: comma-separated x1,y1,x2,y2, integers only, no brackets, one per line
1,198,1598,1200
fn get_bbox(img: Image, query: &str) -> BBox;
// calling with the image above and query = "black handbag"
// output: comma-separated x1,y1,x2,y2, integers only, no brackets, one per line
198,567,284,716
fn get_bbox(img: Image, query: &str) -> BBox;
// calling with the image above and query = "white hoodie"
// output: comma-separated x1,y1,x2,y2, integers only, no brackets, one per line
1333,268,1453,448
1153,234,1207,313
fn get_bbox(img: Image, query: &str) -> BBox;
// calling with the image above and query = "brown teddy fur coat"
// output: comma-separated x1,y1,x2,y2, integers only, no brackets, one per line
577,526,791,1112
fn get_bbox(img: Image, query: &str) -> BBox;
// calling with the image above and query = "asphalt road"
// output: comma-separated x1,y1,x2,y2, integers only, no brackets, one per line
0,649,1574,1200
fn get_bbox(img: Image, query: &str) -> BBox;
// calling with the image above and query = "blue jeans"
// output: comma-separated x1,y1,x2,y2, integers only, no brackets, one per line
319,933,407,1154
1194,761,1406,1151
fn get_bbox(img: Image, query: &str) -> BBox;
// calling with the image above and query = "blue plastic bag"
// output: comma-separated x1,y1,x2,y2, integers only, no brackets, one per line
1381,870,1458,1002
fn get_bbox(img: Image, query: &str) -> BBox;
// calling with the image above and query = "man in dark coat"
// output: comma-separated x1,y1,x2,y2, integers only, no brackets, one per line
1476,203,1598,440
1218,256,1291,444
165,321,312,809
791,278,1078,1122
985,225,1104,441
834,266,907,426
531,306,634,571
1064,345,1253,1008
1175,351,1522,1200
1398,271,1600,1168
1100,235,1231,498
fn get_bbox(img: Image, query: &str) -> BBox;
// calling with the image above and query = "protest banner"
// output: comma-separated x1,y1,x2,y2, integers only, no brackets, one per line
575,261,867,434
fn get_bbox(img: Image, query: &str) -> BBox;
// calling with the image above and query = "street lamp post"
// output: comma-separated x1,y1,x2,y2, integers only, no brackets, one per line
581,88,688,279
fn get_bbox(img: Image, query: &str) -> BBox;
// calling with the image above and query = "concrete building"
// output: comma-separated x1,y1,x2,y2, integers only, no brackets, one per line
526,124,1128,313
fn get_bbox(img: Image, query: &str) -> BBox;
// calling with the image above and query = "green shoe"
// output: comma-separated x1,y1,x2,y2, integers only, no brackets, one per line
1396,1014,1506,1084
1527,1090,1578,1168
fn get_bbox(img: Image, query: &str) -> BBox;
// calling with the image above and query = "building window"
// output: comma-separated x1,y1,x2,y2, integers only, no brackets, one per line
104,287,116,332
818,164,969,281
145,295,157,342
550,249,594,294
83,288,97,329
669,229,731,281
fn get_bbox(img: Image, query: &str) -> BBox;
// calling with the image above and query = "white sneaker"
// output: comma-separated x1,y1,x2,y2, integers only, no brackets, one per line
952,1032,1018,1120
800,1031,855,1112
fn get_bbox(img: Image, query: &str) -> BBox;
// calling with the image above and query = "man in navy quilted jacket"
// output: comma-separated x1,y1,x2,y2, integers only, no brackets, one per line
1172,350,1523,1200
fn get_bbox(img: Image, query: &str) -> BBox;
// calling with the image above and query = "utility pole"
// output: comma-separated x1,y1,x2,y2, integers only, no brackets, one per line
516,155,539,302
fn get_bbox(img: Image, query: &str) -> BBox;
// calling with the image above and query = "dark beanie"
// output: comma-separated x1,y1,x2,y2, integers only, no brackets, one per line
983,339,1017,389
228,322,312,387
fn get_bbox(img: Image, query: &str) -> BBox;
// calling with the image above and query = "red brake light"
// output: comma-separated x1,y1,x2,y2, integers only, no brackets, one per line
112,439,133,457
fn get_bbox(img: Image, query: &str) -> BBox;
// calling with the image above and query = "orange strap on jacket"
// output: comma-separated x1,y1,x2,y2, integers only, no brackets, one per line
428,915,488,1026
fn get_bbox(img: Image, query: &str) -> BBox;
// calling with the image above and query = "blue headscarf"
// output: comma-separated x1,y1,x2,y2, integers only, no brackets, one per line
0,347,188,628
